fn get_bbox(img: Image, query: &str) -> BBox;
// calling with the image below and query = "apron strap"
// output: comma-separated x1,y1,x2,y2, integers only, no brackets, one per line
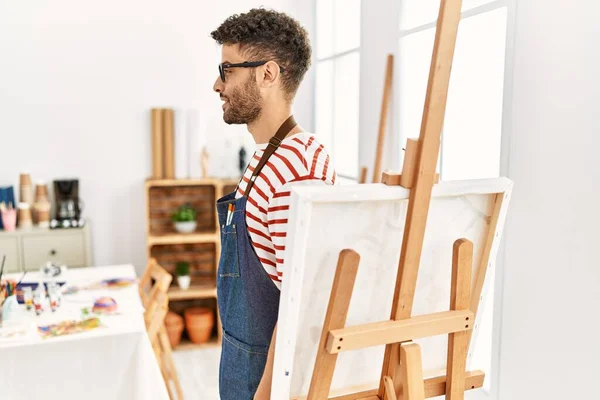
244,115,297,197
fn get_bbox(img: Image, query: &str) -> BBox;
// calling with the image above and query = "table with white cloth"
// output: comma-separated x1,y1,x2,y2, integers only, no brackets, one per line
0,264,169,400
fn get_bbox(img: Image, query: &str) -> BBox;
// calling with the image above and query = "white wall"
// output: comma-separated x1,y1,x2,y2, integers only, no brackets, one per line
498,0,600,398
0,0,315,274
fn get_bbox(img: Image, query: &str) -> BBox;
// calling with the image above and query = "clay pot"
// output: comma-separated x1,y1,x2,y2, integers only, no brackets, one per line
165,311,185,347
184,307,214,344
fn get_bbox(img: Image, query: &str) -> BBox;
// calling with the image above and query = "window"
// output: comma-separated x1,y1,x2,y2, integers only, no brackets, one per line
399,0,507,181
315,0,361,179
398,0,509,392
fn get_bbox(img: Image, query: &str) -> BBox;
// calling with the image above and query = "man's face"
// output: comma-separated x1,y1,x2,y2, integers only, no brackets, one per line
213,44,262,125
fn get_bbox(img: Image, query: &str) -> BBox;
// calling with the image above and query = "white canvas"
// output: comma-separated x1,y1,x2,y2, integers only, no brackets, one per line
272,178,512,399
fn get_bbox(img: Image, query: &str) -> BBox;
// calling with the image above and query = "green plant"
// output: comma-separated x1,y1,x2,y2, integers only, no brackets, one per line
171,204,197,222
176,261,190,277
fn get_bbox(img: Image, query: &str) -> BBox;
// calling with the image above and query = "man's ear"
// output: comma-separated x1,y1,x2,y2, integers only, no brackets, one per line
259,61,281,88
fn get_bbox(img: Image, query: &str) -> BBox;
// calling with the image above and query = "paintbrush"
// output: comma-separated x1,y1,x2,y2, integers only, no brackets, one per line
17,271,26,285
0,255,6,282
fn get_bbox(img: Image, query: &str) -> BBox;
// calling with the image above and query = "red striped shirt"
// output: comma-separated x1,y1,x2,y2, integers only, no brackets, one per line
235,132,336,289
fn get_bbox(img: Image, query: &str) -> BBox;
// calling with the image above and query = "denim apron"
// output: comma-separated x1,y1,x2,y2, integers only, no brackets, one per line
216,116,297,399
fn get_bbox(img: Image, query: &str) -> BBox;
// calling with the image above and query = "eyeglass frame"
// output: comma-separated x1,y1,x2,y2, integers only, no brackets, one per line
218,61,286,83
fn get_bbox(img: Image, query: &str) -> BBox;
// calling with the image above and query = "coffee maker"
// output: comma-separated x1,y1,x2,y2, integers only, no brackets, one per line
51,179,85,228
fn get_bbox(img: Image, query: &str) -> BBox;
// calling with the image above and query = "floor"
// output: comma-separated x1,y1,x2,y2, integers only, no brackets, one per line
172,347,221,399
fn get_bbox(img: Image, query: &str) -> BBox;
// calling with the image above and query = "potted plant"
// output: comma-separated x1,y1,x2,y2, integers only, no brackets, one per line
165,311,185,347
184,307,214,344
176,261,191,290
171,203,197,233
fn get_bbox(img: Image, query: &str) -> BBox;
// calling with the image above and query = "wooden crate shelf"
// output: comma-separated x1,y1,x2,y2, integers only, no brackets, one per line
148,185,216,235
145,178,238,351
146,178,233,187
168,297,221,349
173,338,221,352
148,232,218,246
168,284,217,301
150,242,216,286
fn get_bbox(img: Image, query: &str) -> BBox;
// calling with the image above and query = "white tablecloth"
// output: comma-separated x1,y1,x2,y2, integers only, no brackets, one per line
0,264,169,400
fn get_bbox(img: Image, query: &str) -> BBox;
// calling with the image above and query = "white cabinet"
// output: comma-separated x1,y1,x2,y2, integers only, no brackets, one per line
0,224,91,272
0,236,22,273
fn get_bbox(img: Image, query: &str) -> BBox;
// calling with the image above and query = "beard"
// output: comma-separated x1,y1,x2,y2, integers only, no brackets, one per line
221,75,262,125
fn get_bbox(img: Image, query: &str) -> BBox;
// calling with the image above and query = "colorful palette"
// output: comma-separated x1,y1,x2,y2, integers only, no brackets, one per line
37,317,101,338
92,297,118,314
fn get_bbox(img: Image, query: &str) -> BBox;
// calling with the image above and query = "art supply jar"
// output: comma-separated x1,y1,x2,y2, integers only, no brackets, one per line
23,287,33,311
33,284,44,315
0,207,17,232
34,181,51,227
19,173,33,205
47,283,59,311
1,295,19,322
17,203,33,229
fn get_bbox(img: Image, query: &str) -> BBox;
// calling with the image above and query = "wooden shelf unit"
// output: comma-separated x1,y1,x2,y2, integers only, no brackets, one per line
145,178,238,350
147,232,219,246
167,284,217,301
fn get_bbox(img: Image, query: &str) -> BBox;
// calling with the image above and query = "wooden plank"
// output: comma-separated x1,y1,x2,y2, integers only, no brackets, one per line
379,1,464,397
446,239,472,400
151,108,164,179
167,284,217,301
158,325,184,399
330,391,379,400
400,343,425,400
382,171,438,187
145,178,238,188
326,310,473,354
384,376,398,400
469,193,504,340
359,167,369,184
399,139,419,188
147,232,219,246
174,338,221,352
307,250,361,399
321,371,485,400
382,172,402,186
163,108,175,179
403,371,484,399
373,54,394,184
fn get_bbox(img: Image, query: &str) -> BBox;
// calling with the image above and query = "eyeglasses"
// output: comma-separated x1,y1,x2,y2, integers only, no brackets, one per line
218,61,286,83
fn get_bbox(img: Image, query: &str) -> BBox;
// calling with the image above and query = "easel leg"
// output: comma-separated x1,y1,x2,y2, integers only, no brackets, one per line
379,0,464,395
307,250,360,400
446,239,473,400
383,376,398,400
159,325,185,400
400,342,425,400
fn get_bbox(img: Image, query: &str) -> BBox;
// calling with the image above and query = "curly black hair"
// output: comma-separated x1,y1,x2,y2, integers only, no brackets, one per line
211,8,312,101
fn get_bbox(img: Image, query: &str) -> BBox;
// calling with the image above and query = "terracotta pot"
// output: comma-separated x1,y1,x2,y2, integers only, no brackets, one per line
165,311,185,347
184,307,214,344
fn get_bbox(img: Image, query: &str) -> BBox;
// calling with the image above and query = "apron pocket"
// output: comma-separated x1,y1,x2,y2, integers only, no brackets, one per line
219,330,269,399
219,223,240,278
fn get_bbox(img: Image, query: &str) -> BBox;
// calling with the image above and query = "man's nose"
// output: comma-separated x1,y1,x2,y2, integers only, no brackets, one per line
213,77,224,93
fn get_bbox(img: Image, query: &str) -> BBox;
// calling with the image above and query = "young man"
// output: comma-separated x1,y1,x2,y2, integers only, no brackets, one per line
211,8,336,400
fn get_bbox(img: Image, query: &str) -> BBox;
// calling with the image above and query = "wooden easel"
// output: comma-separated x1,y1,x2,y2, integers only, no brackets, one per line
306,1,489,399
140,258,185,400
